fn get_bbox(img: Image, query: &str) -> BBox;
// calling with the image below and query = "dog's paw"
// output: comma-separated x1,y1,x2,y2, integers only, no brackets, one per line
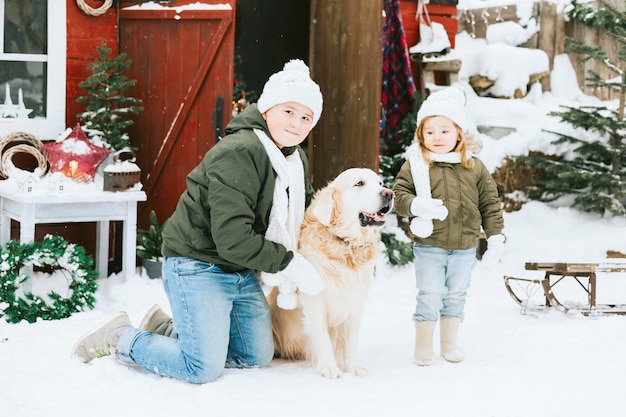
345,363,368,377
317,364,341,379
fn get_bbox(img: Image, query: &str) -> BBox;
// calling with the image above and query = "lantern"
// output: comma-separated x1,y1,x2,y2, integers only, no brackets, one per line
43,124,110,183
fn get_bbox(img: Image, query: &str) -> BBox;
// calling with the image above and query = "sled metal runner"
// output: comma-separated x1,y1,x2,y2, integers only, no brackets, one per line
504,262,626,315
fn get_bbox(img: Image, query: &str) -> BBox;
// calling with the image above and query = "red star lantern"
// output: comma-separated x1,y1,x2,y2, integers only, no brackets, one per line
43,124,111,183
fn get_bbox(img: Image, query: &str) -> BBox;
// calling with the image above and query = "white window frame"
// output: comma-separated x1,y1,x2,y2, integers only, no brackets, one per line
0,0,66,140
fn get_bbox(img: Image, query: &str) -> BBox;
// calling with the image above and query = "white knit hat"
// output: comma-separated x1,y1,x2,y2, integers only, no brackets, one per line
416,86,467,132
257,59,323,127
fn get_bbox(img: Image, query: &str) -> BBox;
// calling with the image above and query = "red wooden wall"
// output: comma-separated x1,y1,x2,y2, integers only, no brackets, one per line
65,1,119,126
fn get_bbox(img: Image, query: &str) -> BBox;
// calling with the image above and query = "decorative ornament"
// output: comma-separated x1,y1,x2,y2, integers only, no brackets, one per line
103,149,141,192
0,235,99,324
232,91,248,116
42,124,110,183
76,0,113,16
0,131,49,180
0,83,33,119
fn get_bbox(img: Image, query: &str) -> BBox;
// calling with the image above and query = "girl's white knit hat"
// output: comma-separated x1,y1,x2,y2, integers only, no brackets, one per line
416,86,467,131
257,59,323,127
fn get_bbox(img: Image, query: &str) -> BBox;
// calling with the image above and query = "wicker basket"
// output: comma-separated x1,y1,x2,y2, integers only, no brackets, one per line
0,132,49,179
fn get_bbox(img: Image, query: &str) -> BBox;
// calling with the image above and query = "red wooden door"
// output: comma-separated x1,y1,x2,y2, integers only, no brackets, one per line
119,1,235,228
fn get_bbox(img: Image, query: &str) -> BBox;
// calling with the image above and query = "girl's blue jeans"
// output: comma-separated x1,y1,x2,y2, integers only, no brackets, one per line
117,256,274,384
412,244,476,322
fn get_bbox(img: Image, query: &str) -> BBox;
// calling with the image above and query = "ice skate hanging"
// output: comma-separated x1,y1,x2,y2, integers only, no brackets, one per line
409,0,451,58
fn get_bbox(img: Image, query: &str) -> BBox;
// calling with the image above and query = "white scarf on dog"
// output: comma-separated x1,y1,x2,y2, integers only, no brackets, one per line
254,128,305,307
406,142,470,237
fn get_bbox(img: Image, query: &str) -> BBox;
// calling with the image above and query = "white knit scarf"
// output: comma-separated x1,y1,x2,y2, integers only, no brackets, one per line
406,142,471,237
254,129,305,287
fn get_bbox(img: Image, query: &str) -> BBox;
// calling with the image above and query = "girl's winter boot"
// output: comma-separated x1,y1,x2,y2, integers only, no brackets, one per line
414,321,436,366
440,317,464,362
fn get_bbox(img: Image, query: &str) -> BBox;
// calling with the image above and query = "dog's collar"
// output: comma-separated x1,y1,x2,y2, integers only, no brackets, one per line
334,234,373,249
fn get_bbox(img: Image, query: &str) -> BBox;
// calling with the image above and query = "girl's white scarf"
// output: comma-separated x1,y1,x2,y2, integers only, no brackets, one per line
254,129,305,300
406,142,470,237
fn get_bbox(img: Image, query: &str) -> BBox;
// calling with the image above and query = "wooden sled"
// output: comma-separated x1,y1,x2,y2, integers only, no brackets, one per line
504,262,626,316
503,275,552,314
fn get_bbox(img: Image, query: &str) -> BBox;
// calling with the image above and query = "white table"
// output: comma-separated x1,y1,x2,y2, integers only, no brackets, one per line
0,188,147,281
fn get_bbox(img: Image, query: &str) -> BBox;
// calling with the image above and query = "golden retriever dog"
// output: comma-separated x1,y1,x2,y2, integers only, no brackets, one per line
268,168,394,378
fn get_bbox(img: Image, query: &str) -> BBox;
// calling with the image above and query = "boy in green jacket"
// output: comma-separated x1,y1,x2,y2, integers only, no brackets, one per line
72,60,324,383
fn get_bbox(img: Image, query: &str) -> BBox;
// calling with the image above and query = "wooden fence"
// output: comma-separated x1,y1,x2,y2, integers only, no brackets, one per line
457,0,623,101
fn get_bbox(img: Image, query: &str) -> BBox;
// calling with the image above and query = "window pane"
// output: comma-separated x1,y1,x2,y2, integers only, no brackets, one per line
4,0,47,54
0,60,45,118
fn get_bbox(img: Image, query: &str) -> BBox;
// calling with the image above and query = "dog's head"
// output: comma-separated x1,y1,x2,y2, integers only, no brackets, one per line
307,168,394,239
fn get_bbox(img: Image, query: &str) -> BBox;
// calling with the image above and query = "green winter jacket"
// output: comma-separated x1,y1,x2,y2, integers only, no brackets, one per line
161,104,315,273
393,156,503,250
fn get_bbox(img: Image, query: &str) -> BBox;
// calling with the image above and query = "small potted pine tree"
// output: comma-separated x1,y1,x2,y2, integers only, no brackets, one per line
76,40,143,152
136,210,165,279
77,40,144,192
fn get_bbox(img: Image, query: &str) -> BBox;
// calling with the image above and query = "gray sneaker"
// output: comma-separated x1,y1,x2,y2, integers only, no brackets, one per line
71,311,132,363
138,304,174,337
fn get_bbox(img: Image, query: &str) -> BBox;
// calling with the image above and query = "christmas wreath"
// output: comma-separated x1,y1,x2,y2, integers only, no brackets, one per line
0,235,99,324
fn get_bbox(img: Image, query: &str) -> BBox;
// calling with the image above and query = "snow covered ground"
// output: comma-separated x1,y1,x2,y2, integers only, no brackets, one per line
2,4,626,416
2,202,625,417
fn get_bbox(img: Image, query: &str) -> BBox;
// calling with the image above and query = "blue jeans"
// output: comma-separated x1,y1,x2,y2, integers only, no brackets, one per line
117,257,274,384
412,244,476,322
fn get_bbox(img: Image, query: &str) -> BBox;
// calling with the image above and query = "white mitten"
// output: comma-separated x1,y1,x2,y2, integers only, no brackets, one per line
275,277,298,309
259,271,296,309
410,216,434,238
481,234,505,263
276,290,298,310
260,271,282,287
280,252,324,295
410,197,448,220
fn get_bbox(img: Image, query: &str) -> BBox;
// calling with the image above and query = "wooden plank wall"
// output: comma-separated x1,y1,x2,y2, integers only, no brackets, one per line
457,2,540,47
456,0,623,101
65,1,118,125
308,0,383,189
564,2,622,101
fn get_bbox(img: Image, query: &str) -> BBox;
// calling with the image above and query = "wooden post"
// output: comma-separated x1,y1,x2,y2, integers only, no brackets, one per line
538,1,557,92
308,0,383,189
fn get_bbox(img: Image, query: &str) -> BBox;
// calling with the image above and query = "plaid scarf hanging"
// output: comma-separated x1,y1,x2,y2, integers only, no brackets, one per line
381,0,417,155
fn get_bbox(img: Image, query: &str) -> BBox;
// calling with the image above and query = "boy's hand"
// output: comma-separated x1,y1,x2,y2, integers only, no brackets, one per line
281,252,324,295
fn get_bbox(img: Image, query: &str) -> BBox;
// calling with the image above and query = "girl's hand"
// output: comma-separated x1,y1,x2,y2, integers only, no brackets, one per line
481,234,505,263
410,196,448,220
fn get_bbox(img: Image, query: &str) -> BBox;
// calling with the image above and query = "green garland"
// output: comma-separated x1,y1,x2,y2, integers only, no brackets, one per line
0,235,99,324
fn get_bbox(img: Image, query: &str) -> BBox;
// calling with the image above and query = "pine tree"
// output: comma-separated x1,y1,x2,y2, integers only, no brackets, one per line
381,230,414,266
521,0,626,216
136,210,165,261
77,41,143,152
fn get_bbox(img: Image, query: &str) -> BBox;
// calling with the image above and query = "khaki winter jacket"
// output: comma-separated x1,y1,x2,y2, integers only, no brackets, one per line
393,157,503,250
161,104,315,273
